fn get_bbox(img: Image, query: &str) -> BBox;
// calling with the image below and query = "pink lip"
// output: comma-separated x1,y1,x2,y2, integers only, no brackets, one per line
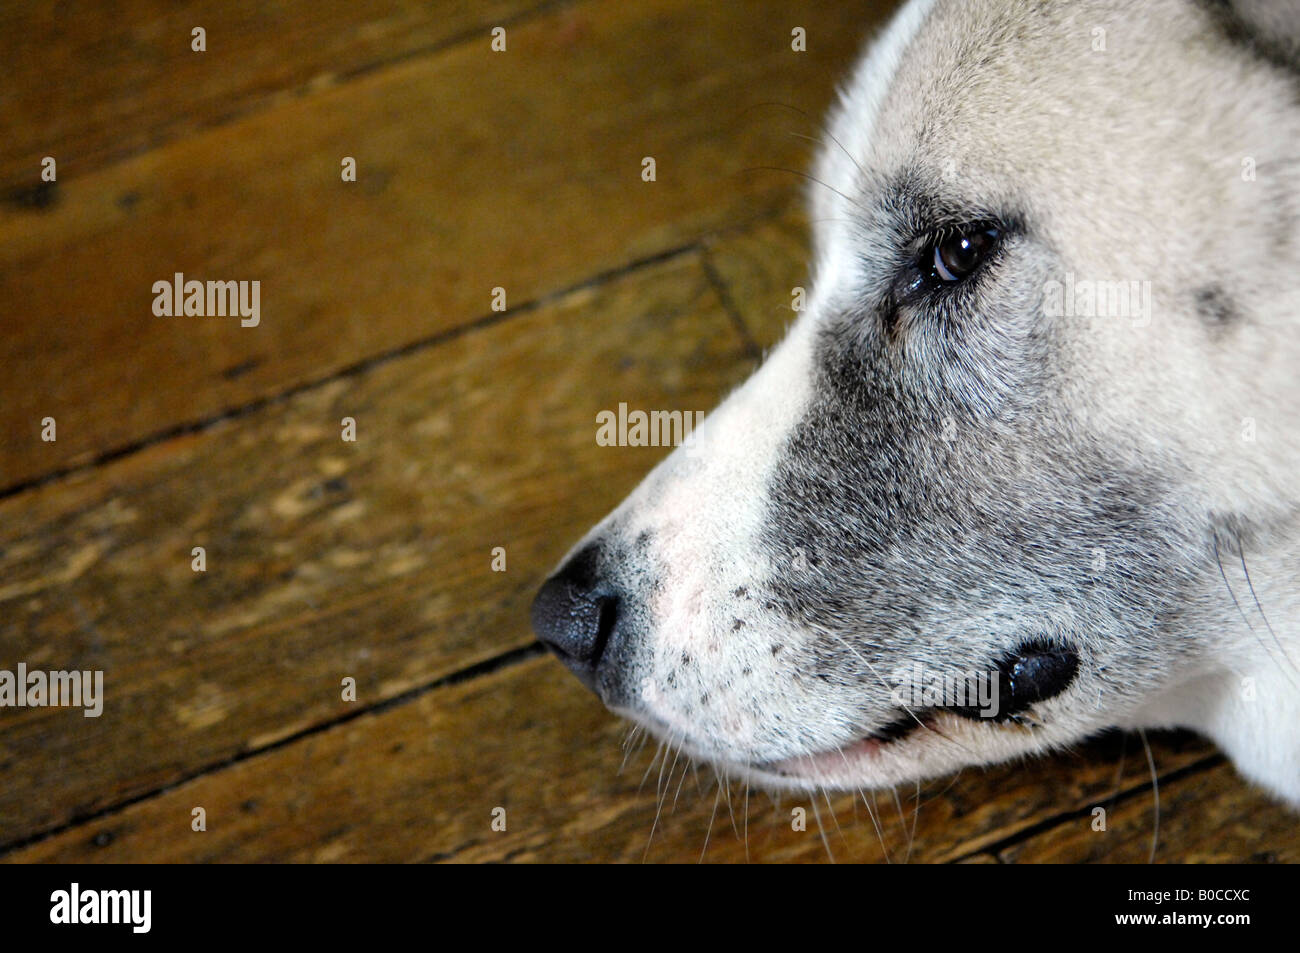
766,732,890,778
839,735,888,758
764,714,935,778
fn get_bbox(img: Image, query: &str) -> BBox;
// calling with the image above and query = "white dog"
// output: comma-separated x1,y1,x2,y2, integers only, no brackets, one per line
533,0,1300,808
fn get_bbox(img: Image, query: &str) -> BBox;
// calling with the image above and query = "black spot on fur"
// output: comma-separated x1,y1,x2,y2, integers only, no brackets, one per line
1194,284,1239,329
1200,0,1300,83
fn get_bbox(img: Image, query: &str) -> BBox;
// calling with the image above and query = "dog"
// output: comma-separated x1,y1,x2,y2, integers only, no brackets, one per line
532,0,1300,809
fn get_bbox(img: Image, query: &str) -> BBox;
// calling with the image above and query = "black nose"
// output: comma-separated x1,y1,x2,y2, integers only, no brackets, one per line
530,545,619,693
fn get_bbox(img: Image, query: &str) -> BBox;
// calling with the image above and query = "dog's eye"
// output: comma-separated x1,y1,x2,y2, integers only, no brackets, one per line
927,224,1001,283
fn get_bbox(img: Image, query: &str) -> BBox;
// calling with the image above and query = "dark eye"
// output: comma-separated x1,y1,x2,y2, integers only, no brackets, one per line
927,224,1001,283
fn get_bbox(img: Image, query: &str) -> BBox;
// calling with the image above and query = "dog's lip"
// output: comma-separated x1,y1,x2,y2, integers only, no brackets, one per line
757,711,933,777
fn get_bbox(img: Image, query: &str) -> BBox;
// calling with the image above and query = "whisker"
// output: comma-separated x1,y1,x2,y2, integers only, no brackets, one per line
644,735,680,861
618,725,645,775
1214,534,1299,690
672,750,691,811
862,787,890,862
852,775,892,863
768,789,783,837
889,785,906,826
828,744,890,862
920,766,966,812
699,783,722,864
869,787,890,857
739,99,871,186
723,767,742,840
824,631,979,758
639,741,666,794
1138,729,1160,864
823,788,849,849
906,779,921,864
809,791,837,863
743,770,752,864
785,128,871,184
1237,538,1300,675
659,738,678,801
739,165,871,219
889,786,912,862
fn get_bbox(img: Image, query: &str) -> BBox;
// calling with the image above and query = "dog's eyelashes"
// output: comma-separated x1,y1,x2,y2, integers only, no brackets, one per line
925,223,1001,284
880,221,1003,332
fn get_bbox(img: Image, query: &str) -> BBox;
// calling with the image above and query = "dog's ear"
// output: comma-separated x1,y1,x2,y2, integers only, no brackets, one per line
1216,0,1300,67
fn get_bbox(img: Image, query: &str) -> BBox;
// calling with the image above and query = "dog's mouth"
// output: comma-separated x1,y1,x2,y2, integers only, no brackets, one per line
756,710,937,779
755,642,1081,781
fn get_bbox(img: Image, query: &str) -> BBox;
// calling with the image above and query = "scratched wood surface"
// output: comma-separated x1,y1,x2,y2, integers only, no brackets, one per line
0,0,868,489
1,0,1296,863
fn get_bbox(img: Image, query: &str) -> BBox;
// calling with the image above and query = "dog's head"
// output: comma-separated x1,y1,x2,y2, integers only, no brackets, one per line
532,0,1300,794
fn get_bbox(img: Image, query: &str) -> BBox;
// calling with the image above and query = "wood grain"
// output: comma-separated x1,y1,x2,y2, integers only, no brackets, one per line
4,654,1257,864
0,0,884,489
5,0,1293,864
6,192,1295,863
999,761,1298,864
704,211,814,352
0,251,751,846
0,0,557,193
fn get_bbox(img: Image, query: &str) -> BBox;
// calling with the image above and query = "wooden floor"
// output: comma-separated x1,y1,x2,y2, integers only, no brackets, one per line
0,0,1294,863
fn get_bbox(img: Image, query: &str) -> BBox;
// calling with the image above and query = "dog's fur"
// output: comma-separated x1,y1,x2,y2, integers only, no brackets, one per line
537,0,1300,806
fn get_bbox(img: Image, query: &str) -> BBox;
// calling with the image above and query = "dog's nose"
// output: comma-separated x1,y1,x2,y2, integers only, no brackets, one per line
530,544,618,693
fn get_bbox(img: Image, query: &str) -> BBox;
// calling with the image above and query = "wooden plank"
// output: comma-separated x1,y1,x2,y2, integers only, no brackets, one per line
6,195,1288,862
0,0,555,193
0,250,752,845
8,653,1277,863
0,0,887,489
998,761,1299,864
704,211,814,352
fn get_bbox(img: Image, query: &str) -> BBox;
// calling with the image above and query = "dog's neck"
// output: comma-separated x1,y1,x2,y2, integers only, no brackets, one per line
1128,531,1300,806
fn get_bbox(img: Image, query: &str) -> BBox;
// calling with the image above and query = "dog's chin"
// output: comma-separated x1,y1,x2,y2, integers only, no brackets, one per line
619,707,1090,794
747,713,996,791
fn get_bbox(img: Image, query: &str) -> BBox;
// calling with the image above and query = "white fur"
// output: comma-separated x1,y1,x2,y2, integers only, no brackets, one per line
554,0,1300,807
